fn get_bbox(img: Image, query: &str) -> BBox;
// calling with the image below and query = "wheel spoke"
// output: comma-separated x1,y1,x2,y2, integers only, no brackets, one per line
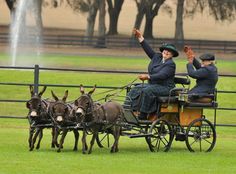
203,138,213,145
190,138,198,146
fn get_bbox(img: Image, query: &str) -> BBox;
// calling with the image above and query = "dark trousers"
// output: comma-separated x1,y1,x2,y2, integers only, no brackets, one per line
125,83,171,114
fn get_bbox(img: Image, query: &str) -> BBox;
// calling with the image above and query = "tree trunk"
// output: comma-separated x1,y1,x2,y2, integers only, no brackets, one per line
84,0,98,45
133,0,146,29
34,0,43,35
96,0,106,48
5,0,16,20
107,0,124,35
143,12,154,39
175,0,185,49
143,0,165,39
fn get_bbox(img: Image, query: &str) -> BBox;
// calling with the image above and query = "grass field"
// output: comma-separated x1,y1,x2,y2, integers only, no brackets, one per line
0,53,236,174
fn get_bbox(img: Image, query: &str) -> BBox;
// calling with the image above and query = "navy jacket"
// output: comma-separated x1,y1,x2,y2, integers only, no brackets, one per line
140,40,176,89
187,58,218,94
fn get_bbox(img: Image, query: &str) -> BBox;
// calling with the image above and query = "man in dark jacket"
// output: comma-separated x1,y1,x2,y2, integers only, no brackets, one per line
125,29,179,120
184,46,218,95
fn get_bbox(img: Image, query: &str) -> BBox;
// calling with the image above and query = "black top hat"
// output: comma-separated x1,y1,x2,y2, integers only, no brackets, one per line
159,43,179,57
199,53,215,61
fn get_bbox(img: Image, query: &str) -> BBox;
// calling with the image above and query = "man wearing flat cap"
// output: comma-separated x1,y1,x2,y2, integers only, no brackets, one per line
124,29,179,120
184,46,218,94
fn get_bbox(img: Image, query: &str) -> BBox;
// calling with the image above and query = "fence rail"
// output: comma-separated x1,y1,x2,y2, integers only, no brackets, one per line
0,65,236,127
1,33,236,53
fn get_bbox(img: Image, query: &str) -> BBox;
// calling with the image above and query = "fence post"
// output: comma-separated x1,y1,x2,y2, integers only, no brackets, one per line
34,64,39,94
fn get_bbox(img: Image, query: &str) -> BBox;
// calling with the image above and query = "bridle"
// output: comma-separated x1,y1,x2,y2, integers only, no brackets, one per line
75,94,94,118
51,101,69,117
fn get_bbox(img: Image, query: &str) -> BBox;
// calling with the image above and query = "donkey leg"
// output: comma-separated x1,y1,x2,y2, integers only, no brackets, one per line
57,129,68,153
111,127,121,153
73,129,79,151
88,133,97,154
82,130,87,154
28,127,34,149
53,128,60,149
36,129,43,149
51,127,56,148
30,128,41,151
51,127,60,148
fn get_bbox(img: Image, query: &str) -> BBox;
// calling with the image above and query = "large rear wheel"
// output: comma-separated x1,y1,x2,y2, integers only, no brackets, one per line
185,118,216,152
147,119,173,152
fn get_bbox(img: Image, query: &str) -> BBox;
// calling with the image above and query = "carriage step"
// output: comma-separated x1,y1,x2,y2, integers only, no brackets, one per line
122,132,152,138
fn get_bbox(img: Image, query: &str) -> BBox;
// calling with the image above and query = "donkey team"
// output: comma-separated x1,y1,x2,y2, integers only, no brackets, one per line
26,85,124,154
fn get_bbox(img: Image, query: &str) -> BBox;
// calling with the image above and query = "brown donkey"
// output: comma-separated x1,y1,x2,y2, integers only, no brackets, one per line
50,90,79,152
26,86,55,151
74,85,124,154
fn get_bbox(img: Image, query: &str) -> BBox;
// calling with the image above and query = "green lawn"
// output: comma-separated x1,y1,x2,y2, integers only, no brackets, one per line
0,118,236,174
0,53,236,174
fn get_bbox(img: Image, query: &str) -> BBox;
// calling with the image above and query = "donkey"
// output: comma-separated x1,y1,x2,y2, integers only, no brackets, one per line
26,85,55,151
74,85,124,154
50,90,79,152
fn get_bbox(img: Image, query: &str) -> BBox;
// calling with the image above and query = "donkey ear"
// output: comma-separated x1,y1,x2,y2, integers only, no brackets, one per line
26,101,30,109
74,99,78,106
29,85,34,96
39,86,47,97
51,90,59,101
80,84,85,94
88,84,96,95
62,90,68,102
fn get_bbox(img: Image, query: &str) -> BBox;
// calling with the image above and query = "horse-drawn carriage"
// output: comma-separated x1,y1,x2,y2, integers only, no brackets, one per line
26,76,217,153
120,76,217,152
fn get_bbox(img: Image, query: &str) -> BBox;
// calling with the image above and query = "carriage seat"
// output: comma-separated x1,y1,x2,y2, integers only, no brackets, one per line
180,93,218,108
157,76,190,104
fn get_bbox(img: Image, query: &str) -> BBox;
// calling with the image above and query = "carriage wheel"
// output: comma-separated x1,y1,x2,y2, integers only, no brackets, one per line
185,118,216,152
96,132,110,148
147,119,173,152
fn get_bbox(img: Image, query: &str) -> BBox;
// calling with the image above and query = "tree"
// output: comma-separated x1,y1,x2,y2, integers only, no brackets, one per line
133,0,146,30
133,0,171,39
174,0,185,49
106,0,124,35
174,0,236,49
5,0,17,19
96,0,106,47
143,0,166,39
67,0,106,47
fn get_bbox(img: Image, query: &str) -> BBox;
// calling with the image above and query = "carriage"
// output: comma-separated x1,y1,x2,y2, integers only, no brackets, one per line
26,76,217,153
97,76,217,153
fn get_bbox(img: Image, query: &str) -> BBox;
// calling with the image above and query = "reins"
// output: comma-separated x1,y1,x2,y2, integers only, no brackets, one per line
94,78,138,102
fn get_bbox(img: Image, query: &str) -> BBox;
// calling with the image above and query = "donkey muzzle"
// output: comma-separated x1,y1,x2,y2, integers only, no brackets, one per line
75,108,84,116
56,116,63,122
30,111,37,117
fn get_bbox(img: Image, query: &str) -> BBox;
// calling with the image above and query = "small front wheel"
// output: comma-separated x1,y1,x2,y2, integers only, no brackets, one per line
147,119,173,152
96,132,110,148
185,118,216,152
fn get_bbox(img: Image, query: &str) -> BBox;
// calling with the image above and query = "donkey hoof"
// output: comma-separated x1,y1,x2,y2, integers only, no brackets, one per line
57,149,61,153
73,148,78,151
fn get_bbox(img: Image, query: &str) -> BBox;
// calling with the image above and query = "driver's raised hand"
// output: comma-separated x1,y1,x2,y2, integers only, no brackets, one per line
133,28,144,42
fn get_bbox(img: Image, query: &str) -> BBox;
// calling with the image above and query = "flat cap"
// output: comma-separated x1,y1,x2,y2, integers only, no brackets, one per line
199,53,215,61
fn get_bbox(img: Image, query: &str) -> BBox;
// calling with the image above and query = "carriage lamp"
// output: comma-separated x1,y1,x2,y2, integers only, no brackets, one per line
178,92,189,112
